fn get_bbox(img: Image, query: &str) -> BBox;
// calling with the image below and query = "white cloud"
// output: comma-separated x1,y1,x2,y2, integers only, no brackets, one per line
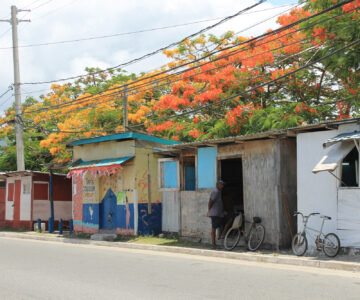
0,0,292,112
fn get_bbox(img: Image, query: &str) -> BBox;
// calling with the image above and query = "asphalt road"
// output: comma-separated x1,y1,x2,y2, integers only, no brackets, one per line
0,237,360,300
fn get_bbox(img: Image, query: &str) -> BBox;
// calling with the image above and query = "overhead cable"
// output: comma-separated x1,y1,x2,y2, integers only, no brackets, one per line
20,0,266,85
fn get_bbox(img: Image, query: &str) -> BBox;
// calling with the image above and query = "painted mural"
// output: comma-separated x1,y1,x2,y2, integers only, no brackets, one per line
73,170,136,234
72,148,163,235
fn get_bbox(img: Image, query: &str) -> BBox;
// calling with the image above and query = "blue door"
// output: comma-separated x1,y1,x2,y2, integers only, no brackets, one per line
185,166,195,191
100,189,117,229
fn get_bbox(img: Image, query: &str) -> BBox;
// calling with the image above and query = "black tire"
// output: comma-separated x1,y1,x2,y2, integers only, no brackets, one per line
323,233,340,257
224,227,241,251
292,233,308,256
248,224,265,251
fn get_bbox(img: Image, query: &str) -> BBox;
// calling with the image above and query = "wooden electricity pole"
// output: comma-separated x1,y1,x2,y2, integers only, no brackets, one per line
0,6,30,171
123,84,128,132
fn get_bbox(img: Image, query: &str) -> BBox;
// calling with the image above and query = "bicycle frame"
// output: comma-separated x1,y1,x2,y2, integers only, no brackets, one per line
230,212,254,241
297,212,327,247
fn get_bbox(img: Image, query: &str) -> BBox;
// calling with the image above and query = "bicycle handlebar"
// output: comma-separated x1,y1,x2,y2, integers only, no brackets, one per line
294,211,320,218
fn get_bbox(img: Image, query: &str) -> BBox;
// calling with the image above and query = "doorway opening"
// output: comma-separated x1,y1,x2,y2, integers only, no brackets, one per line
220,158,244,215
182,156,195,191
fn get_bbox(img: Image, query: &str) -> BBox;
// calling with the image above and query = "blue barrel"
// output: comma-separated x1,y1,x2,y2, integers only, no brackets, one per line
37,219,41,232
59,219,63,235
69,219,73,234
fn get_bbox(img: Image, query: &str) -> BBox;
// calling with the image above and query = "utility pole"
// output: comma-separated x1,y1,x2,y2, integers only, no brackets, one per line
123,84,128,132
0,6,30,171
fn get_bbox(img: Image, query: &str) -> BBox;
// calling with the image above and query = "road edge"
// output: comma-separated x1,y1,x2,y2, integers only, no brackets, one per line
0,231,359,272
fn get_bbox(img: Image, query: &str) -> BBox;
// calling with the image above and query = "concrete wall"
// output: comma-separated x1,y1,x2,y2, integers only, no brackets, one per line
181,191,211,242
297,123,360,248
73,139,135,161
33,200,72,221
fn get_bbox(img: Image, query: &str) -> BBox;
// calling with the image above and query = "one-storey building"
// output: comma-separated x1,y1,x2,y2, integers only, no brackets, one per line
67,132,179,235
0,171,72,230
294,118,360,250
159,130,297,249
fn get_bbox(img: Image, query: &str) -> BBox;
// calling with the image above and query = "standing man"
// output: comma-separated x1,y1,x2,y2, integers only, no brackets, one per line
207,180,225,249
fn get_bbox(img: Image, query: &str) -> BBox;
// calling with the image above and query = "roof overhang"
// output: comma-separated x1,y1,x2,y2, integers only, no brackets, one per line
67,156,134,178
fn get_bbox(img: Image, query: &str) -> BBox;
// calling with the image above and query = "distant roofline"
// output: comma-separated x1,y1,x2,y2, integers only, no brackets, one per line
0,170,67,177
70,132,180,147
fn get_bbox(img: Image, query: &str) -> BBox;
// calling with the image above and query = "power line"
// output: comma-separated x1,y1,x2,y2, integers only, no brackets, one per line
129,38,360,129
0,3,297,50
27,18,357,123
20,1,266,85
21,0,44,10
0,93,14,108
0,86,12,99
31,0,55,11
31,0,80,21
0,17,240,50
17,2,299,99
22,37,360,134
24,3,352,116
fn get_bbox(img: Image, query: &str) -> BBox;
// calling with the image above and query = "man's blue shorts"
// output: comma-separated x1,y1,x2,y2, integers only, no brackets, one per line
210,216,223,229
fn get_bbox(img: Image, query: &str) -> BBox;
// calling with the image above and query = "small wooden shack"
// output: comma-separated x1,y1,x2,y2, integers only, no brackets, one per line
159,130,297,249
0,171,72,230
67,132,179,235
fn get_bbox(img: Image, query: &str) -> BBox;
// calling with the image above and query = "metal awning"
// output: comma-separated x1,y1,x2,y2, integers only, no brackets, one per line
312,141,355,173
323,131,360,148
313,131,360,174
67,156,134,178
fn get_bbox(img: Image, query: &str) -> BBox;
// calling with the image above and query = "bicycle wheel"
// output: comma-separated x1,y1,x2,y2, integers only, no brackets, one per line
323,233,340,257
292,233,308,256
224,227,241,251
248,224,265,251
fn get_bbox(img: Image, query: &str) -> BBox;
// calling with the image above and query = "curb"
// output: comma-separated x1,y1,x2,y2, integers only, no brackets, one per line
0,232,359,272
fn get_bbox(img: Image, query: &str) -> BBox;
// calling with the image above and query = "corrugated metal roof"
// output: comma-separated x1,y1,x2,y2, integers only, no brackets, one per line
69,156,134,169
170,129,287,148
288,117,360,132
71,132,180,146
323,131,360,148
0,171,66,177
169,118,360,149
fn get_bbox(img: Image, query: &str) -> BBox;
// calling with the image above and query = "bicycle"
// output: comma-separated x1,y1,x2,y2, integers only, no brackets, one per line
292,212,340,257
223,212,265,251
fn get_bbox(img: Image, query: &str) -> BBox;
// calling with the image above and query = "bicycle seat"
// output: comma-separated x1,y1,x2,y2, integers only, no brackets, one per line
253,216,261,223
321,215,331,220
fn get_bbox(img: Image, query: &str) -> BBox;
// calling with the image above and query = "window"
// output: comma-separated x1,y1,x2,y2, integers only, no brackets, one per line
158,159,179,190
341,147,359,187
23,182,30,194
0,181,5,188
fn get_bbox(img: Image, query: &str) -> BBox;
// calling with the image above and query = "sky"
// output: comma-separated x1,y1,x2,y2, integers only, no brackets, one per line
0,0,297,114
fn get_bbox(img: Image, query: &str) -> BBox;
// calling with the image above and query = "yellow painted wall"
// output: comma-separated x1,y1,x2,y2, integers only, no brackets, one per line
98,162,135,203
135,143,162,205
73,140,135,161
82,173,100,204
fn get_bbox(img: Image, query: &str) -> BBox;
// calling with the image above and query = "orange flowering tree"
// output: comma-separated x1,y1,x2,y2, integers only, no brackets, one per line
143,0,359,141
